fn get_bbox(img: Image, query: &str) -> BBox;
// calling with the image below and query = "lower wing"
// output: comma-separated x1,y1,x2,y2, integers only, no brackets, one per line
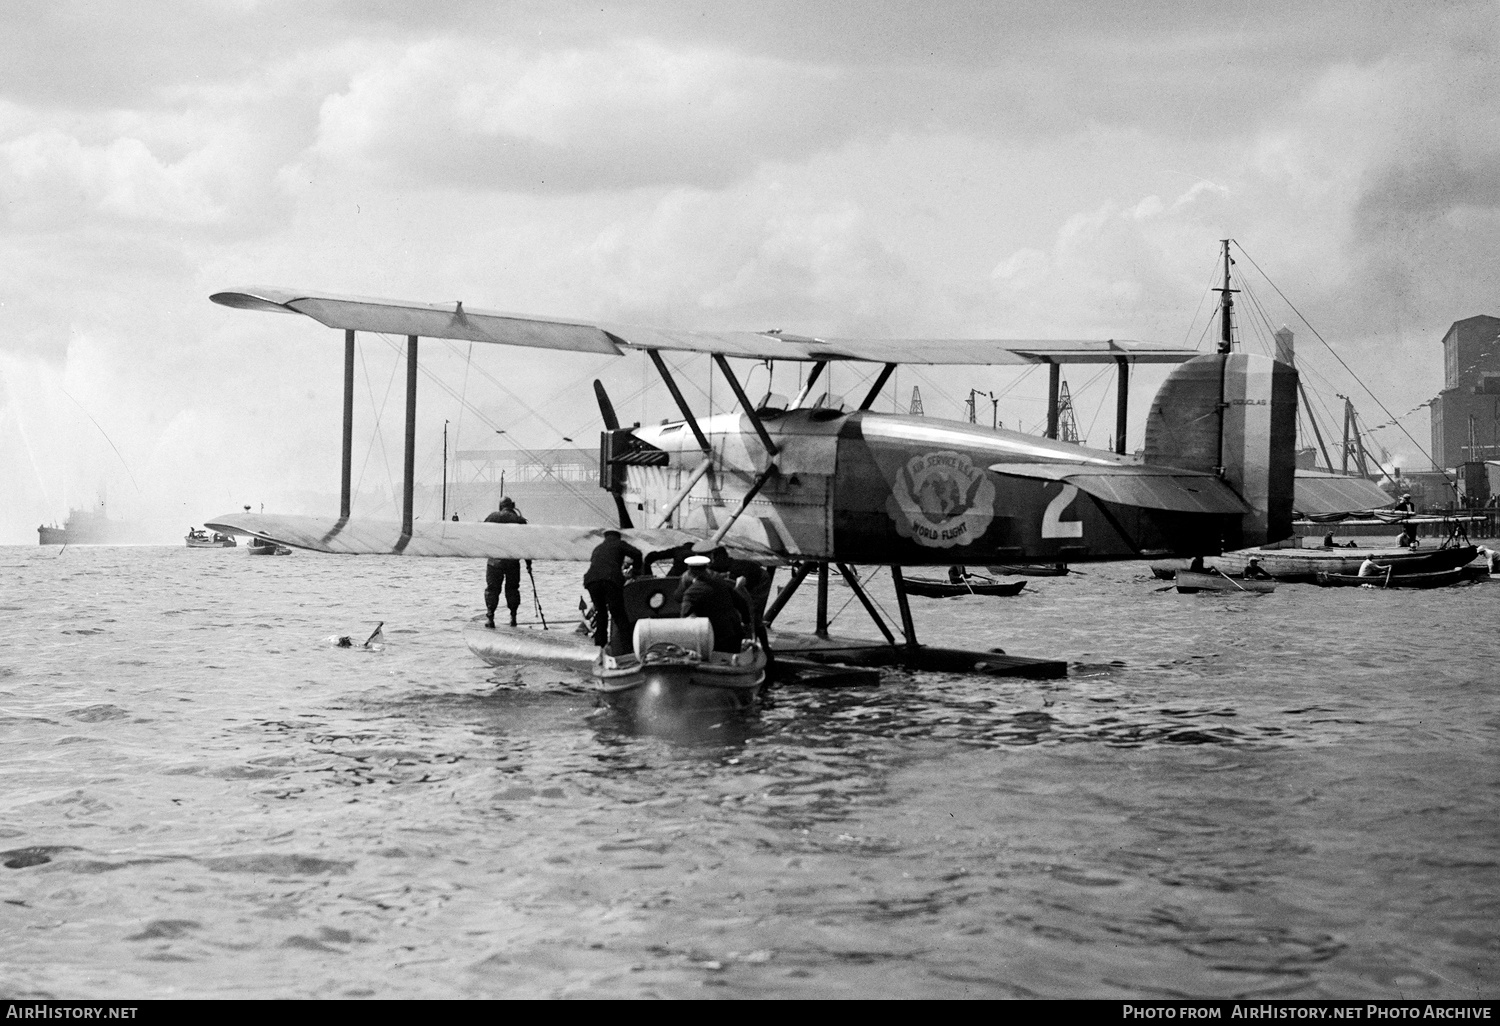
203,513,786,565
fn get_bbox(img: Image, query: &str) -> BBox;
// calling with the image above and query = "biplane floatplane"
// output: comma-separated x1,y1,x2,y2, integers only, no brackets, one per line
206,285,1298,686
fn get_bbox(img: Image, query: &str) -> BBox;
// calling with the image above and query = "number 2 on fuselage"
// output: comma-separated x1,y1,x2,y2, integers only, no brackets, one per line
1041,483,1084,539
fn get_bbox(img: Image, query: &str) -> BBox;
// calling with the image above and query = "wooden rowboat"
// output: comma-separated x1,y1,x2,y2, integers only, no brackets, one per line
1152,544,1477,583
1174,569,1276,594
903,576,1028,598
1314,567,1466,589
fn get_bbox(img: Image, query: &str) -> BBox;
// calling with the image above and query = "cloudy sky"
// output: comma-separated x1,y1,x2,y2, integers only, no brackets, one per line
2,0,1496,542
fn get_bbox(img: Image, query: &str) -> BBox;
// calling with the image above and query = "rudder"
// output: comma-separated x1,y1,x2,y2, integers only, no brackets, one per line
1143,353,1297,548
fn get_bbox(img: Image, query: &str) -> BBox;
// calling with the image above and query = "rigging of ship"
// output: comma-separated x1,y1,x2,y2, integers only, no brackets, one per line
1191,239,1455,525
205,257,1306,677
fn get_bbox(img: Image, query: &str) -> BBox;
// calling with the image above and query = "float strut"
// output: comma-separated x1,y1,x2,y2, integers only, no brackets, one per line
763,561,815,627
836,563,897,646
889,566,919,650
815,563,830,638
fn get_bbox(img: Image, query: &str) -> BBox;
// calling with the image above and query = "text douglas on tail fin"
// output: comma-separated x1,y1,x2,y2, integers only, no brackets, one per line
1143,352,1298,549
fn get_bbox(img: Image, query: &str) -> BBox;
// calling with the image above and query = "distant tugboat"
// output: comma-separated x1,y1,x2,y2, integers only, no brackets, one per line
37,502,151,545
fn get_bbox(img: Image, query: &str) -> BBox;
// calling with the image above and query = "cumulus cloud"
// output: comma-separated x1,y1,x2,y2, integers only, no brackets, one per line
577,178,926,336
0,130,228,227
310,36,863,192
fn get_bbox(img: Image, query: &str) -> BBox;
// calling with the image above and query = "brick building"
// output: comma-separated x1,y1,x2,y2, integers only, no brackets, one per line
1428,314,1500,469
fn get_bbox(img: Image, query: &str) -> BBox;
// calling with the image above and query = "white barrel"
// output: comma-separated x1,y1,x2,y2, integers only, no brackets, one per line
633,618,714,659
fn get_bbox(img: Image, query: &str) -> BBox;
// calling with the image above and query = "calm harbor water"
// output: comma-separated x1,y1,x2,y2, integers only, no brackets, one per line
0,544,1496,999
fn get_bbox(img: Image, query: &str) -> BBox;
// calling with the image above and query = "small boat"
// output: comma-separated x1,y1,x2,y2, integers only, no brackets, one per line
985,563,1070,577
467,575,767,713
1314,567,1467,589
1152,544,1478,583
594,618,767,712
185,528,236,548
903,575,1028,598
1174,569,1277,594
594,576,767,712
246,537,292,556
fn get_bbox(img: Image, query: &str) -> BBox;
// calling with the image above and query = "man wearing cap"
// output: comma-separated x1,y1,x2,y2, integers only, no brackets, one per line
643,540,695,577
583,528,644,653
483,497,529,628
708,546,771,620
676,555,750,653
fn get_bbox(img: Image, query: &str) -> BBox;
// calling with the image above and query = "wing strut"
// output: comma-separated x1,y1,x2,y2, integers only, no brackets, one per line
791,361,828,408
712,354,779,458
1114,356,1129,455
647,350,712,455
858,363,897,411
341,329,355,517
400,335,418,546
703,354,782,546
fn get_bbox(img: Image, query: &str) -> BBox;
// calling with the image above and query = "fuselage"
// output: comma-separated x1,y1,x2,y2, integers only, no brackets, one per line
622,408,1235,565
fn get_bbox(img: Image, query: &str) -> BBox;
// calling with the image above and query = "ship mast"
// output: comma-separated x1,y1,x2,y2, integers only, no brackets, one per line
1213,238,1238,354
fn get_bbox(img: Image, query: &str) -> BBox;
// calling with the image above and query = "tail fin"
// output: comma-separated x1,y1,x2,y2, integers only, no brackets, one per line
1144,352,1298,548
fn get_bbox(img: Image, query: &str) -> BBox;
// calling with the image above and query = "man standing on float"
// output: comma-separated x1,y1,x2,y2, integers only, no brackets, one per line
483,497,528,627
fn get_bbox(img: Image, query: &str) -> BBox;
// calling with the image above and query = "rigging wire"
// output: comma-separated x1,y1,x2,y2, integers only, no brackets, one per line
375,335,615,521
1231,241,1445,476
354,338,400,515
57,387,140,493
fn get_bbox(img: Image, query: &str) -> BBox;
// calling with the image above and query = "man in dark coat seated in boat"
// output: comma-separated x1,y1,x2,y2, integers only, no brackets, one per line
483,497,529,628
584,528,644,654
675,554,750,653
1242,557,1272,580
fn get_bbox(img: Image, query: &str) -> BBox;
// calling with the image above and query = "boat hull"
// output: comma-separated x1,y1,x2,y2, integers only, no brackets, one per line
903,576,1027,598
1174,570,1276,594
1314,567,1467,589
465,622,767,712
246,541,291,555
594,650,766,713
1153,545,1477,583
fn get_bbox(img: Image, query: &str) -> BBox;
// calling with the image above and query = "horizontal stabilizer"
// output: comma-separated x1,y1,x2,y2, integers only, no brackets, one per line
203,513,787,565
987,463,1250,515
1293,471,1396,516
211,287,1200,366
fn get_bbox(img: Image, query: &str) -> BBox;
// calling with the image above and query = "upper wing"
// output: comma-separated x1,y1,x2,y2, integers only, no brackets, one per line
202,512,787,565
987,462,1250,514
211,287,1200,366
